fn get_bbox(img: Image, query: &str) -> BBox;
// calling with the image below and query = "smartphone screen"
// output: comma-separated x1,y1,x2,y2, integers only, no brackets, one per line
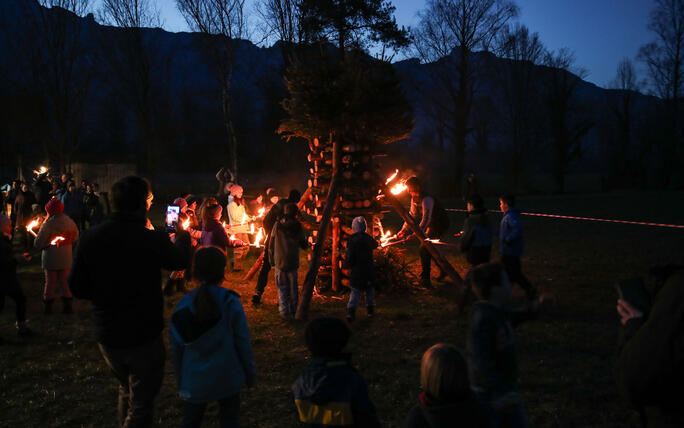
166,205,180,230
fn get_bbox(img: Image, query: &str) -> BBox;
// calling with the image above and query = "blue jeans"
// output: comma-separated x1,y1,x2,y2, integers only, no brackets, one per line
347,287,375,309
274,269,298,315
181,393,240,428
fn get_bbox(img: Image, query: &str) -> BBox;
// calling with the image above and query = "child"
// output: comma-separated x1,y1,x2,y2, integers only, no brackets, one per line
404,343,487,428
498,195,536,302
345,216,378,322
292,317,380,427
467,262,531,428
460,194,492,267
0,214,34,342
268,203,307,318
170,246,256,428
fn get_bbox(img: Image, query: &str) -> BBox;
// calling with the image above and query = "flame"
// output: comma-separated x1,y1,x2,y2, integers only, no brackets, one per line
33,166,47,175
26,218,41,236
380,230,392,247
390,182,408,195
254,228,265,248
240,212,249,225
181,218,190,230
229,234,235,241
426,238,441,243
222,221,229,231
385,169,399,184
257,207,266,218
50,236,65,246
250,223,255,234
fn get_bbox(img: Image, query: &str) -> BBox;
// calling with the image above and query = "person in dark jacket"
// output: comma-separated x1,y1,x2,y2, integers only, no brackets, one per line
293,317,380,427
32,172,51,209
252,189,301,306
170,246,256,428
345,216,379,322
614,265,684,428
14,182,38,249
460,195,492,267
60,182,84,229
268,203,307,318
498,195,536,302
0,214,34,342
198,202,247,253
467,263,531,428
404,343,488,428
396,177,450,288
68,176,191,428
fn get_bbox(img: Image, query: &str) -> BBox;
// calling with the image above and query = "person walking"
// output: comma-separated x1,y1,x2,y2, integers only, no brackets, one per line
268,203,307,319
34,199,79,314
68,176,191,428
170,246,256,428
498,195,536,302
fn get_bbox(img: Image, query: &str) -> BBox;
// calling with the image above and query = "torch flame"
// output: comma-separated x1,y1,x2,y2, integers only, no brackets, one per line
390,182,408,195
257,207,266,218
426,238,441,243
181,218,190,230
240,212,249,225
250,223,255,234
380,230,393,247
254,227,265,248
385,169,399,184
50,236,65,246
33,166,47,175
229,234,235,241
26,218,41,236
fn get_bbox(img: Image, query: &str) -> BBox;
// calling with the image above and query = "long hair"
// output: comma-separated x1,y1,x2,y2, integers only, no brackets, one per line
197,196,218,227
201,202,221,228
420,343,470,402
192,246,226,326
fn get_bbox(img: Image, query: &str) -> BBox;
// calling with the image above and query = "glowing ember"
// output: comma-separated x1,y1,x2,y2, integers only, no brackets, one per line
50,236,65,246
26,218,41,236
182,218,190,230
390,182,408,195
385,169,399,184
253,228,265,248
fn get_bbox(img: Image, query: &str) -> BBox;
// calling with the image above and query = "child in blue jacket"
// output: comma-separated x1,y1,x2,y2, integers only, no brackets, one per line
170,246,256,428
498,195,536,302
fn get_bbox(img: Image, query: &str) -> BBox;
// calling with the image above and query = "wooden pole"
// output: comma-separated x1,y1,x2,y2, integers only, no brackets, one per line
330,138,341,292
295,175,340,320
380,184,463,288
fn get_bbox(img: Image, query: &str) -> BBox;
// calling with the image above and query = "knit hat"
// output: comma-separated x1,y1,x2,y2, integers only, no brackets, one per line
45,198,64,216
352,216,367,233
173,197,188,209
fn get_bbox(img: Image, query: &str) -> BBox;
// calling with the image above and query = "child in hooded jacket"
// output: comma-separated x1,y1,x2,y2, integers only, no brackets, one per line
170,246,256,428
345,216,378,322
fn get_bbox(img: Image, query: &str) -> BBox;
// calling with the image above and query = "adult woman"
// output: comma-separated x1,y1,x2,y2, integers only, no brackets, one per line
34,198,79,314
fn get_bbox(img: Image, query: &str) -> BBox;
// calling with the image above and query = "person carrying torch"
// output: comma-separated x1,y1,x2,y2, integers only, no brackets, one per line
226,185,252,271
395,177,450,288
34,198,79,314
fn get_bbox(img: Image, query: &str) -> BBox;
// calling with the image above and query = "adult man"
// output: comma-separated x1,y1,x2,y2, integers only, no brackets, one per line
615,265,684,427
68,176,190,428
252,189,301,306
498,195,536,302
396,177,450,288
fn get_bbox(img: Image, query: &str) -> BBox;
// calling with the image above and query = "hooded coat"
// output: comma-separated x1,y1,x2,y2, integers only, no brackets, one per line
269,216,307,272
170,285,256,403
460,209,492,266
499,207,524,257
292,357,380,427
345,232,378,291
34,213,79,270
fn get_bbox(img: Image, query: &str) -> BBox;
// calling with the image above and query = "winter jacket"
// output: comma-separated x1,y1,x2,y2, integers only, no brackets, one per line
33,178,51,208
269,217,307,272
460,210,492,266
345,232,378,291
227,200,250,234
199,218,242,251
60,190,84,221
34,213,79,270
403,393,488,428
13,190,37,226
614,270,684,427
170,285,256,404
467,302,519,399
68,211,190,348
0,235,20,293
292,357,380,428
499,208,524,257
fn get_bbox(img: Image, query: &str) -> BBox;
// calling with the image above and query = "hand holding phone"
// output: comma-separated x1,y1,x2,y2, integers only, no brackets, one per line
166,205,180,232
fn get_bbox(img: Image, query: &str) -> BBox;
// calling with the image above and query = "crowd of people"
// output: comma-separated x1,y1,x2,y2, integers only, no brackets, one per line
1,169,683,428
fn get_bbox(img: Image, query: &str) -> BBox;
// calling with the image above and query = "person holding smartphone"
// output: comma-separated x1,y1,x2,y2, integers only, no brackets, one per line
614,265,684,427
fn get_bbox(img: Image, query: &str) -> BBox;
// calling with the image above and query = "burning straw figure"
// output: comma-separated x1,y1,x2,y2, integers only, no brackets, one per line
395,177,450,288
345,216,378,322
34,198,79,314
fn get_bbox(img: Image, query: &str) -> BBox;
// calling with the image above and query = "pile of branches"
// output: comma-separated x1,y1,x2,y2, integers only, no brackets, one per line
373,246,420,294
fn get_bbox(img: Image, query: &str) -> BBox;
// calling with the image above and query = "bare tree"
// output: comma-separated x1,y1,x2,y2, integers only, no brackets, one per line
99,0,163,181
413,0,518,196
176,0,248,180
542,49,593,193
256,0,302,46
495,24,545,190
6,0,94,172
638,0,683,185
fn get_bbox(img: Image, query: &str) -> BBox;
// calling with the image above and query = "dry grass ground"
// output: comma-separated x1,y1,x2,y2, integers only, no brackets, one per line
1,190,683,427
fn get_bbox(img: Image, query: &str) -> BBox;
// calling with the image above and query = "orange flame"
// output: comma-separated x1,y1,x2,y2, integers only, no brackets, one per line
26,218,41,236
379,230,393,247
250,223,255,234
385,169,399,184
390,182,408,195
240,212,249,225
254,227,265,248
33,166,47,175
181,218,190,230
50,236,65,246
229,234,235,241
257,207,266,218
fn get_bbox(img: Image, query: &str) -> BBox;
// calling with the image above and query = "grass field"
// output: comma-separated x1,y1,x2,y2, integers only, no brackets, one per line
1,190,683,428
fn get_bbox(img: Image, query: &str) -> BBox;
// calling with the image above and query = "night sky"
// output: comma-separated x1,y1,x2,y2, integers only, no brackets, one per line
100,0,655,88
